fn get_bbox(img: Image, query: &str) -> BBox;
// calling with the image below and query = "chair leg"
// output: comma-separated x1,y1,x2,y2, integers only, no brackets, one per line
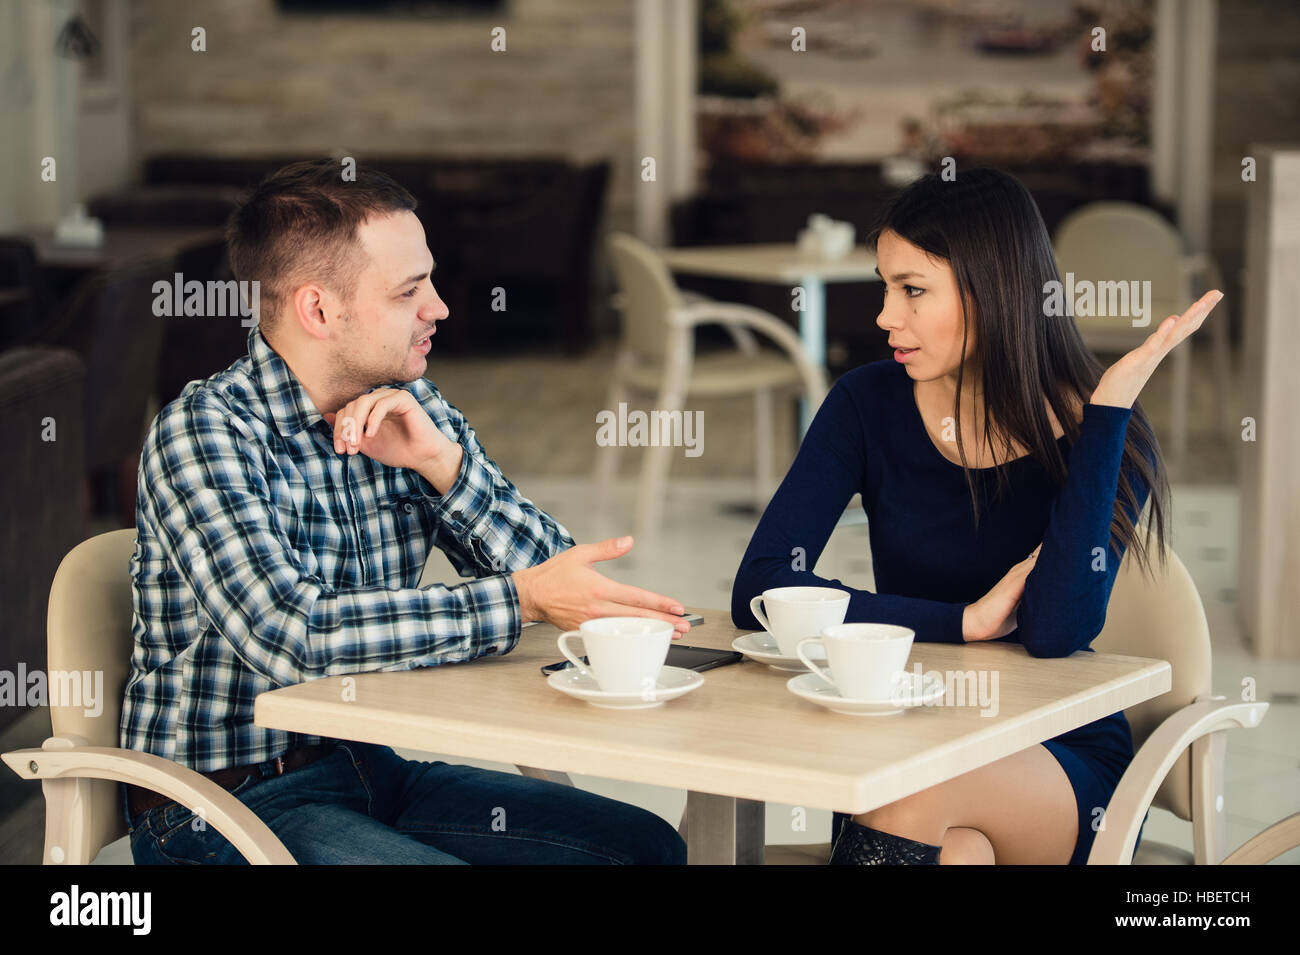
1210,307,1233,436
1170,343,1191,472
593,351,634,525
635,377,688,540
753,388,774,511
40,775,97,865
635,439,677,541
1190,729,1228,865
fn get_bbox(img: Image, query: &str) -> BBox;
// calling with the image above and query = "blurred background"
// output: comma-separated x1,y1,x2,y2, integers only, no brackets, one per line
1,0,1296,864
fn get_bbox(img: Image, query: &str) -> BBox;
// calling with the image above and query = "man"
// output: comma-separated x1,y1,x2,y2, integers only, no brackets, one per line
121,159,690,864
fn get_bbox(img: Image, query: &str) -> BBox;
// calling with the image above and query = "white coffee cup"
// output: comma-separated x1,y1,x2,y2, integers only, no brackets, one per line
556,617,673,695
749,586,850,656
796,623,914,700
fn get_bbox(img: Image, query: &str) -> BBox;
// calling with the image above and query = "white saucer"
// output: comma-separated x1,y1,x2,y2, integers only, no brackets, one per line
547,664,704,709
732,632,828,671
787,670,945,716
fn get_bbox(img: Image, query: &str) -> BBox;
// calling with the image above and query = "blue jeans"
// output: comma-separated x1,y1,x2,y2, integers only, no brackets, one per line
125,741,686,864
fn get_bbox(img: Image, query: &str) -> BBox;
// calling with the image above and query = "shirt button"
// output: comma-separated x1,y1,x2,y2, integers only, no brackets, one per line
190,546,203,558
451,511,462,521
403,502,414,513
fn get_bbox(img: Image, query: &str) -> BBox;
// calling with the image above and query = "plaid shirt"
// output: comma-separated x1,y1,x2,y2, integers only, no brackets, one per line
121,327,574,771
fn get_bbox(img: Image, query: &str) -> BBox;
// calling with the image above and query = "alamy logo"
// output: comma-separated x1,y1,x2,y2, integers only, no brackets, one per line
0,665,103,717
595,402,703,458
50,885,151,935
152,273,260,327
1043,272,1152,327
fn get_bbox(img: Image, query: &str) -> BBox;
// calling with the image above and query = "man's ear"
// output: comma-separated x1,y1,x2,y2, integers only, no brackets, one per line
289,283,333,340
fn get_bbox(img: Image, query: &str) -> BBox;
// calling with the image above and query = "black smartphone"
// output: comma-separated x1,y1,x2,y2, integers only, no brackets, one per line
540,643,742,676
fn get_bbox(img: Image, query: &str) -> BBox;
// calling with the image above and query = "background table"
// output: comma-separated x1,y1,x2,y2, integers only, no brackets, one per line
20,225,226,270
255,608,1171,864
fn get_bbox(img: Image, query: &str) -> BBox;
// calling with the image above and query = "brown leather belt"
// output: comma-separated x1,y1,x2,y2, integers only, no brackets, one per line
127,741,339,818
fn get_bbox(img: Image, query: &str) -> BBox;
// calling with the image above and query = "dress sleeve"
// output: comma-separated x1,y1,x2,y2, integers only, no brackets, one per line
730,374,968,643
1013,402,1154,658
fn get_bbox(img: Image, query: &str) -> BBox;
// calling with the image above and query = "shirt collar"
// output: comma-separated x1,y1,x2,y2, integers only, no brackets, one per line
246,325,328,438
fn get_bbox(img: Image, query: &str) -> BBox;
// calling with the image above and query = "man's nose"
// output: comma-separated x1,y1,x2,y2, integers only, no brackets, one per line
424,287,450,321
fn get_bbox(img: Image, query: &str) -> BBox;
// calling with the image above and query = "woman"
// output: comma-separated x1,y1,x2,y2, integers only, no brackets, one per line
731,168,1222,865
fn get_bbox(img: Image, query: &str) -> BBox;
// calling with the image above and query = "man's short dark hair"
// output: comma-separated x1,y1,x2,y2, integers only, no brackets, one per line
226,159,418,333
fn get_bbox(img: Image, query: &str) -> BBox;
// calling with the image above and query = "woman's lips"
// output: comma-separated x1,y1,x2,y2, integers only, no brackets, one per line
893,347,919,362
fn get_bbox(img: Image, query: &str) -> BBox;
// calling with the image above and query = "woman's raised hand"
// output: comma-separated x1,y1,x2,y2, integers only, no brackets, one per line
1089,289,1224,410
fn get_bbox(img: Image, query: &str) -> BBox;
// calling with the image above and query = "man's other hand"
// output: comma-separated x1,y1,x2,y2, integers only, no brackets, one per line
512,536,691,635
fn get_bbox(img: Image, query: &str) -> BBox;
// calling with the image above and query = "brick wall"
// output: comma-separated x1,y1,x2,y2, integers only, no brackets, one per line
125,0,638,232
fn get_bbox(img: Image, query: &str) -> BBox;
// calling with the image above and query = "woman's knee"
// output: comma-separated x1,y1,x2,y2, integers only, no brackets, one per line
939,827,995,865
856,788,945,834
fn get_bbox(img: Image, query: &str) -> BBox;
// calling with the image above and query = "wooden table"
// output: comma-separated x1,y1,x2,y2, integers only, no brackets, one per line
254,608,1171,864
660,243,881,432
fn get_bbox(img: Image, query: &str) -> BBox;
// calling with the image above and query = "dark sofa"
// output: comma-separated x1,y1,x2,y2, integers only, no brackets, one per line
0,347,88,733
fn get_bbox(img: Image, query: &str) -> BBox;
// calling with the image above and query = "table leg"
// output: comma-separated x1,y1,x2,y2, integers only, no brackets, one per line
798,275,826,435
684,791,765,865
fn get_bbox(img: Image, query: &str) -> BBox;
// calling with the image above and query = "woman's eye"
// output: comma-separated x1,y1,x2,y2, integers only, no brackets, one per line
402,287,419,299
904,285,923,297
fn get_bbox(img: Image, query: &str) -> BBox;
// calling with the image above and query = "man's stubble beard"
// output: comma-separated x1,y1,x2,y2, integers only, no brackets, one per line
327,311,416,399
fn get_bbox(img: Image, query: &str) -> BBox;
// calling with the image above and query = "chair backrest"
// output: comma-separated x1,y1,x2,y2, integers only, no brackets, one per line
0,237,52,349
64,259,170,470
1053,202,1189,334
1092,544,1213,821
46,528,139,854
606,232,685,362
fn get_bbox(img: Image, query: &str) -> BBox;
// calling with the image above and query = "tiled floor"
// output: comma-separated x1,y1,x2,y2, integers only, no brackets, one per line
82,474,1297,864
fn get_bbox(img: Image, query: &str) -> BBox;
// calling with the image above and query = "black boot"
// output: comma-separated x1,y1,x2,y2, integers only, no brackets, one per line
829,817,942,865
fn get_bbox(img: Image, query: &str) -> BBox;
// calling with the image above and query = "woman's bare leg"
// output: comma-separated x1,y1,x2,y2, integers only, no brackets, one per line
852,744,1078,864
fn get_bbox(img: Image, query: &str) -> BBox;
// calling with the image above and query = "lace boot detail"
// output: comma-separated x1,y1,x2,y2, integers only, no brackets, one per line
828,818,942,865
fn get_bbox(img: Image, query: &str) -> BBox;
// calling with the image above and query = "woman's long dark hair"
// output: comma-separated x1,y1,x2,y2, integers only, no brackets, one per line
867,168,1169,578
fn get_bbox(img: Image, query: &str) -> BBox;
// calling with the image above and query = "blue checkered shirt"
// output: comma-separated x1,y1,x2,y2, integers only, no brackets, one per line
121,327,574,771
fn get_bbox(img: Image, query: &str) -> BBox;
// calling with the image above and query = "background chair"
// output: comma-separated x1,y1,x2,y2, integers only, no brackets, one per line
153,239,249,409
0,237,55,350
0,347,87,736
764,545,1294,865
1053,201,1231,470
1,529,296,864
45,259,171,526
595,232,827,539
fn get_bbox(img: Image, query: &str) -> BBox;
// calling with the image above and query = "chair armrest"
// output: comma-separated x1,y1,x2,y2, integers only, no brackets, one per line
671,301,828,405
1220,811,1300,865
1087,697,1268,864
2,735,296,864
610,290,714,310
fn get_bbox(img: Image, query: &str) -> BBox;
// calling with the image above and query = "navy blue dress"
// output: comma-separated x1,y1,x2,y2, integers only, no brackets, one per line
731,359,1149,864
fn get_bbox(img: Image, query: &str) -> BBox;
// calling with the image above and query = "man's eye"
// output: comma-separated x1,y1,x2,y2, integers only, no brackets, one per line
402,287,419,298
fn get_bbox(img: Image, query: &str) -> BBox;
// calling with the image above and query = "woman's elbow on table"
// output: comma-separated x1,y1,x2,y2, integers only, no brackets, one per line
1016,607,1106,659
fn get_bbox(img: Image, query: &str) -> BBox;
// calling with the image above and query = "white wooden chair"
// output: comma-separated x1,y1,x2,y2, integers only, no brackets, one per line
1053,202,1231,471
0,529,574,864
595,233,827,539
765,545,1296,865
